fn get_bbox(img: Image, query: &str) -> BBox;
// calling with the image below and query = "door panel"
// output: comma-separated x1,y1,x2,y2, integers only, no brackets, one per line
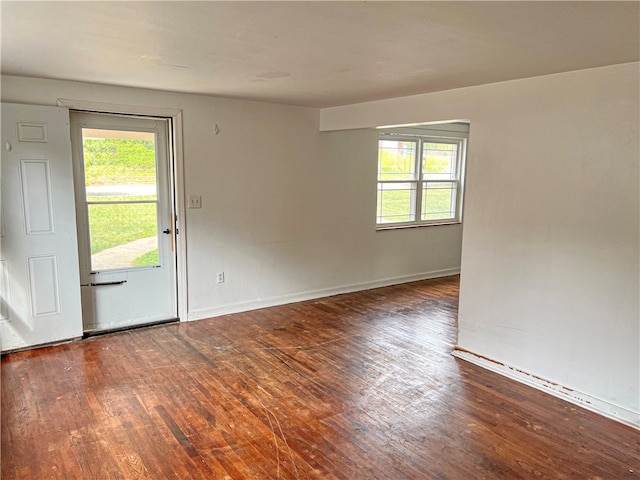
0,103,83,351
70,112,177,332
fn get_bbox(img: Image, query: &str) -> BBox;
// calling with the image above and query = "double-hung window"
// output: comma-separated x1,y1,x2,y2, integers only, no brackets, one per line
376,128,467,228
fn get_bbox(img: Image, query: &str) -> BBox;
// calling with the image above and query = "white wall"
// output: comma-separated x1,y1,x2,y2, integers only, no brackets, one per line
321,63,640,427
1,75,462,321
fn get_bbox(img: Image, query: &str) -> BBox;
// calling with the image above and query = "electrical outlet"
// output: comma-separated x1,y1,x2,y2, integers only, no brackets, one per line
216,272,225,283
188,195,202,209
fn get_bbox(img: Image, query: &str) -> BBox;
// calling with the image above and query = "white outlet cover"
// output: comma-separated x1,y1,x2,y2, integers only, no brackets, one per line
188,195,202,208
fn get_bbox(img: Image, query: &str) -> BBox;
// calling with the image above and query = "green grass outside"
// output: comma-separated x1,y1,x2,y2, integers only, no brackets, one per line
84,137,159,265
84,138,156,186
88,203,157,254
133,249,159,267
85,164,156,187
377,186,455,223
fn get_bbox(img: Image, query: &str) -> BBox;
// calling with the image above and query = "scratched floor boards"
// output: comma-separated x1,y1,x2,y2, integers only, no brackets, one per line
2,276,638,479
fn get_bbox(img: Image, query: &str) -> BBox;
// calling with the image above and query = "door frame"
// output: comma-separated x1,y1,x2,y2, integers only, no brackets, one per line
58,98,188,323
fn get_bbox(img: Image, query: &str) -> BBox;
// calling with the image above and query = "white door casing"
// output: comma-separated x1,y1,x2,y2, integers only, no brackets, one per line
70,112,177,332
0,103,83,351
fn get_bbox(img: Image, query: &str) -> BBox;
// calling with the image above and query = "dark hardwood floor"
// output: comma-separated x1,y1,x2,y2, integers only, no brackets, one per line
2,276,638,479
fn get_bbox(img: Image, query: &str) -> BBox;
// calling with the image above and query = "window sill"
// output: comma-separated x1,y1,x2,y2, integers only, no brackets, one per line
376,221,461,232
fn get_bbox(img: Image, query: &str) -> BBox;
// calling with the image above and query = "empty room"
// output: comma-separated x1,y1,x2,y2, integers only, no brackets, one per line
1,2,638,479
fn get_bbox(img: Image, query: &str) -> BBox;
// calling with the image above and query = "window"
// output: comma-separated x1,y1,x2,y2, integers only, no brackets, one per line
376,126,467,228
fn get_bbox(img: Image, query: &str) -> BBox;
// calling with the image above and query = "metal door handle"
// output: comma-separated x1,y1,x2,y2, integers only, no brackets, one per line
87,281,127,287
162,229,171,234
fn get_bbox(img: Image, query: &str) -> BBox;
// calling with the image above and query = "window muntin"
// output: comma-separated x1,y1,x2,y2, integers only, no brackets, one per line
376,134,466,228
422,142,458,181
378,140,417,181
421,181,457,221
377,181,417,224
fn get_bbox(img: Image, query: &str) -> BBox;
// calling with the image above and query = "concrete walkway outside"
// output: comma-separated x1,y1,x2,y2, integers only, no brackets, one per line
92,236,158,270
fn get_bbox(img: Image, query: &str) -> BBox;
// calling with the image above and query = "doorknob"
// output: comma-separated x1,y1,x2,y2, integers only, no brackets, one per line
162,229,171,234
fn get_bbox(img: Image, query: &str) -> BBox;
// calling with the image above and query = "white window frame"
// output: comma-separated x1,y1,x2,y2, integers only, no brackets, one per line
376,132,467,229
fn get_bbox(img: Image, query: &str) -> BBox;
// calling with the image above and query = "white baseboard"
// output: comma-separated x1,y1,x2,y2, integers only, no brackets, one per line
452,348,640,430
188,268,460,322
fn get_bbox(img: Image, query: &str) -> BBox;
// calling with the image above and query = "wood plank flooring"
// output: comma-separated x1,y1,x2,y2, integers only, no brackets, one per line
2,276,638,479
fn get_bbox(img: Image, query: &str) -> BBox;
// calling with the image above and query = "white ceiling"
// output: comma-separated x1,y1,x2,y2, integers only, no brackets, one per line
2,1,638,108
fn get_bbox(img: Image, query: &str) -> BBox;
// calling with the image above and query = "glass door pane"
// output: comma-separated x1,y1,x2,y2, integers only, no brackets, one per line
81,128,160,271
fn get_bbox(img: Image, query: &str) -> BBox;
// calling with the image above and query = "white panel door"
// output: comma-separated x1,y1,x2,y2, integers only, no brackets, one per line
0,103,83,351
70,112,177,333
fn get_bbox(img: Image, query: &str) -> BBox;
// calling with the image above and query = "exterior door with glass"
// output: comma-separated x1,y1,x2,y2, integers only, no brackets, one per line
70,112,177,333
